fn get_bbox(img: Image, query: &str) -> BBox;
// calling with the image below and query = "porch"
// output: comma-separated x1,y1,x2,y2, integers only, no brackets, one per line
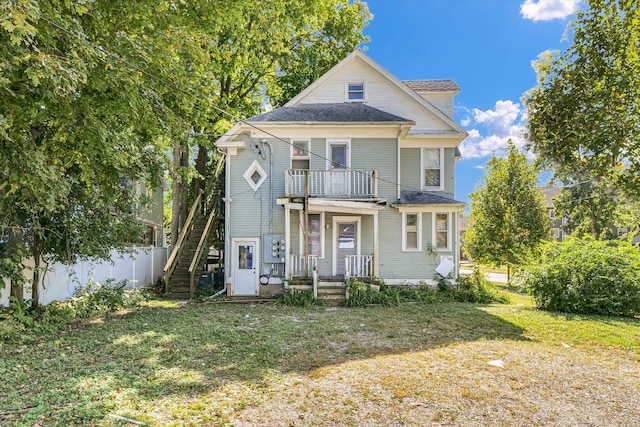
288,254,375,278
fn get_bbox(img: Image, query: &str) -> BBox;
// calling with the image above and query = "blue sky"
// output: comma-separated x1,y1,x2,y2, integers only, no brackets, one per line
362,0,582,204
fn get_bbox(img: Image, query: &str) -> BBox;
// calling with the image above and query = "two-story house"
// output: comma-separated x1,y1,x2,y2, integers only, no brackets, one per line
215,50,467,296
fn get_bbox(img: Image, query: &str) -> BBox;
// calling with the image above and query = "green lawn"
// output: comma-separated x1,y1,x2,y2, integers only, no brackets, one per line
1,295,639,426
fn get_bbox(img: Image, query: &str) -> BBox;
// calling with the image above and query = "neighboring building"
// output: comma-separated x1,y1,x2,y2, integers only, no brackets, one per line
540,187,566,242
215,50,467,296
133,179,166,247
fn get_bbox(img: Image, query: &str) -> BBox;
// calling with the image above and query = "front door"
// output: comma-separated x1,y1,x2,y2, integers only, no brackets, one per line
233,239,259,296
335,221,357,276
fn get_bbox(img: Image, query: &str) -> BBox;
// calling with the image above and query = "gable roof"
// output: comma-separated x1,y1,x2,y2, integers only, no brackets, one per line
285,50,466,136
403,80,460,93
246,103,414,124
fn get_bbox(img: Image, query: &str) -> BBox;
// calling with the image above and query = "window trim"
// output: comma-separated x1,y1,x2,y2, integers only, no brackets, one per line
299,211,325,259
422,148,444,191
291,139,310,170
326,140,351,170
432,212,451,251
402,212,422,252
242,159,268,191
346,82,365,102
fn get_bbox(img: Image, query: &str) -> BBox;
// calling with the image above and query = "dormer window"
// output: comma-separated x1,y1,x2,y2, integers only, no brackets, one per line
347,82,365,101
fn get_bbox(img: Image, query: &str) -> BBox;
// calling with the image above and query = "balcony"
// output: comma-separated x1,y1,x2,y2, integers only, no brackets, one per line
285,169,377,199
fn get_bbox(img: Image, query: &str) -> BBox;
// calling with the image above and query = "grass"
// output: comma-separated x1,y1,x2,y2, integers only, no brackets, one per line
1,294,639,426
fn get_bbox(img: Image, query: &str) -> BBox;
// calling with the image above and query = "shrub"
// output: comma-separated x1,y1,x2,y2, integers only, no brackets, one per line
278,289,322,307
438,269,510,304
0,279,149,342
516,236,640,316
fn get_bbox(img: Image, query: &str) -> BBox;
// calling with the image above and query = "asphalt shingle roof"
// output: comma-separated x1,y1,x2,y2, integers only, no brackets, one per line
393,190,464,206
246,103,413,123
403,80,460,92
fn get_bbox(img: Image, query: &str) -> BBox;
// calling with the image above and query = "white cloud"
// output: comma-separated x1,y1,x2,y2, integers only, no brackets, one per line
458,100,528,159
520,0,580,22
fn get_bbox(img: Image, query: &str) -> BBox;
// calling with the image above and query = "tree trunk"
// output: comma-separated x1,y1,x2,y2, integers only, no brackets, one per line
30,233,44,309
170,140,189,250
8,228,23,305
195,144,208,200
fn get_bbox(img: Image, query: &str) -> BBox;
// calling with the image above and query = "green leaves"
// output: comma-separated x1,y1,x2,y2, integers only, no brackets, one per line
524,0,640,199
464,142,549,270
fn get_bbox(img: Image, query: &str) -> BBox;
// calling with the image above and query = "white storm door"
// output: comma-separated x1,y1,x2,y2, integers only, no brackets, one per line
233,238,259,296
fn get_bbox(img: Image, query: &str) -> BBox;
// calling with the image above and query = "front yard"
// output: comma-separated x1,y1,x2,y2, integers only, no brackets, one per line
1,294,639,426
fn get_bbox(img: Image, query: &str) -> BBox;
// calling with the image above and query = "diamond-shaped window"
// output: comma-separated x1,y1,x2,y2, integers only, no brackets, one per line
243,160,268,191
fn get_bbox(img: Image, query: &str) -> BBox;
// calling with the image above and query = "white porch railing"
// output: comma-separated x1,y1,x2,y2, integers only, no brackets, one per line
289,254,319,277
286,169,377,198
345,255,374,277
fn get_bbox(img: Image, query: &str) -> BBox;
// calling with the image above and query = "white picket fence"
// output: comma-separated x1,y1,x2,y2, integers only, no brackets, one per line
0,246,169,307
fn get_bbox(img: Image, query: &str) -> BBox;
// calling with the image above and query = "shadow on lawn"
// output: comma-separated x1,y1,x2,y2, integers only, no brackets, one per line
1,301,528,424
77,302,526,391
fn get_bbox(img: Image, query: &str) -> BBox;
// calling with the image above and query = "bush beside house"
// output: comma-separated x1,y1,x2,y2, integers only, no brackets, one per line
516,237,640,317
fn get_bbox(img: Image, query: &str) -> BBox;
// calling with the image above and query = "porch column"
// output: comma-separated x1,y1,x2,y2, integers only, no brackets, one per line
284,204,291,281
373,210,379,277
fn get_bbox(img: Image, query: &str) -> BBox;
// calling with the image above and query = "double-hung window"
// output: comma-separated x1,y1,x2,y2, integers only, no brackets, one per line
402,212,421,251
292,140,309,170
434,213,450,250
423,148,443,190
347,83,365,101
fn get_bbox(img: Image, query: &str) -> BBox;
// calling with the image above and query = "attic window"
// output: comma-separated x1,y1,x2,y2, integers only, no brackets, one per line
243,160,267,191
347,83,365,101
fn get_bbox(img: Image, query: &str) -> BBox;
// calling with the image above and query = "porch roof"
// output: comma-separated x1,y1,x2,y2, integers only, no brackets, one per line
392,191,465,207
246,103,414,124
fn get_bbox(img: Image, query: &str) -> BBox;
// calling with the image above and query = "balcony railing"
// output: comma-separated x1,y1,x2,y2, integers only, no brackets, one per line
286,169,377,198
289,254,319,277
345,255,374,277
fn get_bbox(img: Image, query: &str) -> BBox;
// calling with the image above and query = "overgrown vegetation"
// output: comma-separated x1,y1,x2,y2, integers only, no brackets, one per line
277,289,322,307
516,236,640,316
345,273,509,307
0,280,149,343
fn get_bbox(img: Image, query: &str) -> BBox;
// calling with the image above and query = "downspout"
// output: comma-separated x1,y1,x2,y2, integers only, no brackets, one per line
220,147,231,296
261,139,274,235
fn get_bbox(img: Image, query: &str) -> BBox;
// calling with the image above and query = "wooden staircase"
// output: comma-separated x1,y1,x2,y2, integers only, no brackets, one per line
165,213,211,299
163,189,223,300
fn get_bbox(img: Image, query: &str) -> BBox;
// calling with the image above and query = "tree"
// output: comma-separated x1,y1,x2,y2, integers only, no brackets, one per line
552,180,617,238
1,1,169,307
463,142,550,280
0,0,371,307
524,0,640,199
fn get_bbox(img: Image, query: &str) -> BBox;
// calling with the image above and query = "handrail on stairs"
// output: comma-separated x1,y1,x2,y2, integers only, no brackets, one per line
188,200,218,297
162,190,203,287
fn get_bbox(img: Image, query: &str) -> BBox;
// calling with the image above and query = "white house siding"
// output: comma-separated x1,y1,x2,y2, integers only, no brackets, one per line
299,60,455,133
416,93,454,119
0,247,168,307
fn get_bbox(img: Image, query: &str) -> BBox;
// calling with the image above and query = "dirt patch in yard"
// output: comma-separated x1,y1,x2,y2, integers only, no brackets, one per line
231,340,640,426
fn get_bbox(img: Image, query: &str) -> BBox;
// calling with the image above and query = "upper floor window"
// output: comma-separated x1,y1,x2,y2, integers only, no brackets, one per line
347,82,365,101
292,140,309,170
423,148,443,190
